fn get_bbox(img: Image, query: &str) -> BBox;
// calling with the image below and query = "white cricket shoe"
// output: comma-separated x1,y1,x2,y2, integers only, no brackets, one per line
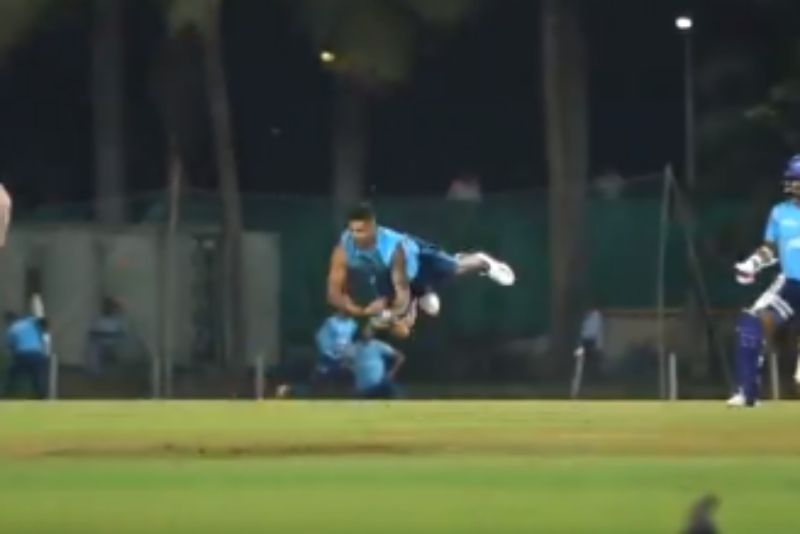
726,391,746,407
476,252,516,286
794,368,800,385
726,390,760,407
418,292,441,316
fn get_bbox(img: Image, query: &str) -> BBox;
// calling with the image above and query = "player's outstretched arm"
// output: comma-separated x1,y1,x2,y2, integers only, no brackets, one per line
327,245,364,317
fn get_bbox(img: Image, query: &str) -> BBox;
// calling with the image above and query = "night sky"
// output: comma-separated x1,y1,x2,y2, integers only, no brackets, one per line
0,0,790,207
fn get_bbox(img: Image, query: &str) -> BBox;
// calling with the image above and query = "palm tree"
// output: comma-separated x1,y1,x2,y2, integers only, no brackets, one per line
162,0,245,368
0,0,51,58
92,0,126,224
542,0,589,374
292,0,479,218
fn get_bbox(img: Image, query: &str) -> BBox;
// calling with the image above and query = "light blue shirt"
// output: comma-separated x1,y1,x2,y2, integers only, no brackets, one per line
340,226,420,287
352,339,396,392
6,317,46,356
764,201,800,280
315,315,358,361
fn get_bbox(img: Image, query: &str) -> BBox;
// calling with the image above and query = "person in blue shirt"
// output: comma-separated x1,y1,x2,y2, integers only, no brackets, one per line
271,313,357,398
314,313,358,378
733,154,800,406
4,311,49,399
327,202,515,340
347,322,404,400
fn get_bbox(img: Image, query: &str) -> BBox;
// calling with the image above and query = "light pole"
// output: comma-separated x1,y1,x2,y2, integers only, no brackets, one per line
676,15,695,191
320,50,337,64
675,15,709,393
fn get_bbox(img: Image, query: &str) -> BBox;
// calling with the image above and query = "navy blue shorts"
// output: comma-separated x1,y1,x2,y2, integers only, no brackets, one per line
409,239,459,297
372,238,458,299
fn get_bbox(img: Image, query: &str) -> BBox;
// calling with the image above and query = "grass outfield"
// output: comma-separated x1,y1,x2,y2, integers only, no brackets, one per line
0,401,799,533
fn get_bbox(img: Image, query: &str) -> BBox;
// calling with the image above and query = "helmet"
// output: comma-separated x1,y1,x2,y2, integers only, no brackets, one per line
783,155,800,195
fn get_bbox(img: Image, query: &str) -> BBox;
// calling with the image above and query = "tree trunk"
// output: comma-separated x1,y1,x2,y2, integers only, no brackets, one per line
152,29,211,192
332,79,368,222
92,0,126,224
542,0,589,376
203,0,245,369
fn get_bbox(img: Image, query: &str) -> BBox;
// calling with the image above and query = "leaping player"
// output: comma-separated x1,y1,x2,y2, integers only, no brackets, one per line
733,155,800,407
326,203,515,338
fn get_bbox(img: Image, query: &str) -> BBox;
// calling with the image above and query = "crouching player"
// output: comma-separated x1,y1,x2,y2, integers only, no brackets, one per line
348,322,404,399
273,313,357,398
732,154,800,407
313,313,358,379
4,311,49,399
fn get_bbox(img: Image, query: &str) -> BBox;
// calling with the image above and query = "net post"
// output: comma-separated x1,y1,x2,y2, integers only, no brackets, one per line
570,348,585,399
668,352,678,401
254,352,265,400
656,165,672,399
150,355,161,398
48,351,58,400
769,351,780,401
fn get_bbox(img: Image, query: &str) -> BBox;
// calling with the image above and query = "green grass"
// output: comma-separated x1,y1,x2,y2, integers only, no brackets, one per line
0,401,799,533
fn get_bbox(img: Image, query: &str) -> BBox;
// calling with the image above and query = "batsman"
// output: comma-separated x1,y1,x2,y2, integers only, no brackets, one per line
734,155,800,406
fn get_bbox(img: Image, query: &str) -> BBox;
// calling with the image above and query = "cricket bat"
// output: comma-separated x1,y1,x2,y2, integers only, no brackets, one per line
31,293,44,319
794,354,800,385
570,345,585,399
30,292,56,399
31,292,51,354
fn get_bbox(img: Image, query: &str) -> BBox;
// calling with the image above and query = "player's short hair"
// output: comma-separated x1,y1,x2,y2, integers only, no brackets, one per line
4,311,18,324
347,202,375,223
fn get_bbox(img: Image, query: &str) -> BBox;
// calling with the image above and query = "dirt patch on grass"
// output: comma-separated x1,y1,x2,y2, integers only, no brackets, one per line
5,401,800,459
15,441,440,459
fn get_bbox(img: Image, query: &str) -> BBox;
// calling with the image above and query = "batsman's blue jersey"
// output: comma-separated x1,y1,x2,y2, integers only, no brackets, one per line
765,201,800,280
315,315,358,361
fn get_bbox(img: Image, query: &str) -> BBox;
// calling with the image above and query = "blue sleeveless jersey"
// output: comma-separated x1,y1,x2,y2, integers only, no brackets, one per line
340,226,420,284
765,200,800,281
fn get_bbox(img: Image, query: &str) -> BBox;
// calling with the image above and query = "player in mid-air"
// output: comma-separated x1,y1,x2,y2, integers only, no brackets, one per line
326,203,515,338
732,154,800,407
